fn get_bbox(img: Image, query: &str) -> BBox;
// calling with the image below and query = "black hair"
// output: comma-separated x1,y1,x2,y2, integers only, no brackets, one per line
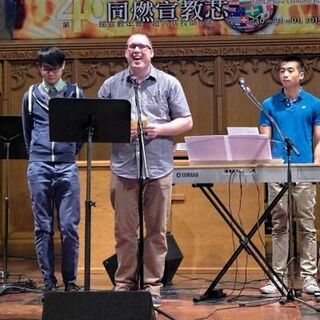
280,55,305,71
37,46,65,67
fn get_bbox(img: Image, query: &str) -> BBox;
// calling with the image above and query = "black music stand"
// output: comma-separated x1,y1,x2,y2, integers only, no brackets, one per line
49,98,131,292
0,116,35,295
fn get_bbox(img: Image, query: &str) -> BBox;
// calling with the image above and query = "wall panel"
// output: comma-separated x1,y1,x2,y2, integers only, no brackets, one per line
1,35,320,275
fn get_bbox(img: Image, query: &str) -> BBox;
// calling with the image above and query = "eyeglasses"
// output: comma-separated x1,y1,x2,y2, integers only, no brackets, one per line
127,43,152,51
40,66,62,74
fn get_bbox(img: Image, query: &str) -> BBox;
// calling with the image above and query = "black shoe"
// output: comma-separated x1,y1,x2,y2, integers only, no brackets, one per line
42,283,56,302
65,283,81,292
44,282,57,292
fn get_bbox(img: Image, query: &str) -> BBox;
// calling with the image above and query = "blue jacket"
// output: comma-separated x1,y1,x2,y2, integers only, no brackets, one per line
22,82,84,162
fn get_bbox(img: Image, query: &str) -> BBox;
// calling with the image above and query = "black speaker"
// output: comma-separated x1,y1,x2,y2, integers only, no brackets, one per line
103,233,183,286
42,291,154,320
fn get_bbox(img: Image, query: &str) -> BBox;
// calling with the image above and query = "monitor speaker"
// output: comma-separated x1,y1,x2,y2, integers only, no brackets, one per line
42,291,154,320
103,233,183,286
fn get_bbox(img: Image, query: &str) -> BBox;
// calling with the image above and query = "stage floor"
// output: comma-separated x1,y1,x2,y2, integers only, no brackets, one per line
1,258,320,320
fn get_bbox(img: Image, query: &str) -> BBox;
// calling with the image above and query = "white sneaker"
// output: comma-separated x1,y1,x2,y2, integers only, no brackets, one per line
152,294,161,308
302,276,319,294
260,277,287,294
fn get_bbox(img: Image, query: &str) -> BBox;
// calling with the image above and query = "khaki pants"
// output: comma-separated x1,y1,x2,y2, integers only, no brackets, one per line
110,172,172,297
269,182,317,278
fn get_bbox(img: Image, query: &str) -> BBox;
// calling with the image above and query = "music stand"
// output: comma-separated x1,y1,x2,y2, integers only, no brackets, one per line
49,98,131,291
0,116,34,295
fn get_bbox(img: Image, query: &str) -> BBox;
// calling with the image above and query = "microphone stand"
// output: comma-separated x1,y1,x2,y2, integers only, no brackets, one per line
132,80,149,291
238,78,320,312
132,81,176,320
0,118,37,295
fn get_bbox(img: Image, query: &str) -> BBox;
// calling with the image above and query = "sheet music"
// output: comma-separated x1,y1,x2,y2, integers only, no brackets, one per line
175,143,187,151
184,134,272,163
227,127,259,135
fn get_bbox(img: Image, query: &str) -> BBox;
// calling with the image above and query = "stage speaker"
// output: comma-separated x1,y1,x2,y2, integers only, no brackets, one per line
42,291,154,320
103,233,183,286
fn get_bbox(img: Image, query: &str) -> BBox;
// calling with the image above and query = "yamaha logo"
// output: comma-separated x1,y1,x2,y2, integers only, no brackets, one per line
176,172,199,178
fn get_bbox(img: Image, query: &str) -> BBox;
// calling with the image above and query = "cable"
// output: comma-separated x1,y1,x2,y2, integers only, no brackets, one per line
192,298,296,320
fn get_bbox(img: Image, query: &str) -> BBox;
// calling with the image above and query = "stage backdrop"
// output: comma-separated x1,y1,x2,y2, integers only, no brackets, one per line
7,0,320,40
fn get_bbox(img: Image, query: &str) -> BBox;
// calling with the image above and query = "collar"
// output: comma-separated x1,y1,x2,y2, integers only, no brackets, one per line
280,87,303,103
125,65,156,84
42,78,66,92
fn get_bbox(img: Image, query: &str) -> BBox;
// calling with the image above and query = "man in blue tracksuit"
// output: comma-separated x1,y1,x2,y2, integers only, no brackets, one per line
21,46,84,293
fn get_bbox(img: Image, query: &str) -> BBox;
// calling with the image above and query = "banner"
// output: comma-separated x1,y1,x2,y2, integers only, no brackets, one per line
10,0,320,40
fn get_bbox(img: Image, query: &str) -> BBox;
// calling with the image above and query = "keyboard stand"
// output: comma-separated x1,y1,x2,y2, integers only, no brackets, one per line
192,183,289,303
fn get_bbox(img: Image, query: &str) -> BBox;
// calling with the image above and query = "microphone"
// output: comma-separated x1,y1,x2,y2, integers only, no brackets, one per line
238,77,251,93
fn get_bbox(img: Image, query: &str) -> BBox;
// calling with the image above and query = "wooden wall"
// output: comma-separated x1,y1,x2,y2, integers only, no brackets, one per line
1,35,320,278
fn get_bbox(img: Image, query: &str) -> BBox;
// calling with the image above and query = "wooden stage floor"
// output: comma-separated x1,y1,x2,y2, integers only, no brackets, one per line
1,258,320,320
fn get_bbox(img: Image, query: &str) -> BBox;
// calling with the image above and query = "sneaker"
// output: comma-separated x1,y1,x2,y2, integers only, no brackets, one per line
44,282,57,292
42,282,56,302
302,276,319,294
151,294,161,308
65,283,81,292
260,277,287,294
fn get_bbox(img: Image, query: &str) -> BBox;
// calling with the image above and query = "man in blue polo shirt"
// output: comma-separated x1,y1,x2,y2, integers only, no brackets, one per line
259,55,320,295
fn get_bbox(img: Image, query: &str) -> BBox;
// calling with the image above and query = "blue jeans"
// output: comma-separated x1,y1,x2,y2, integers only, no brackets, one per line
27,162,80,286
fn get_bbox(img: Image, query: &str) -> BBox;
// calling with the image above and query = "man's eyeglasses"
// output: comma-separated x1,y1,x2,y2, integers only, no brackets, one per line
40,66,62,74
127,43,151,51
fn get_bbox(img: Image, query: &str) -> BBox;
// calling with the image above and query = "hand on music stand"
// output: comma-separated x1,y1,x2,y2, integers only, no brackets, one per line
0,116,37,295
